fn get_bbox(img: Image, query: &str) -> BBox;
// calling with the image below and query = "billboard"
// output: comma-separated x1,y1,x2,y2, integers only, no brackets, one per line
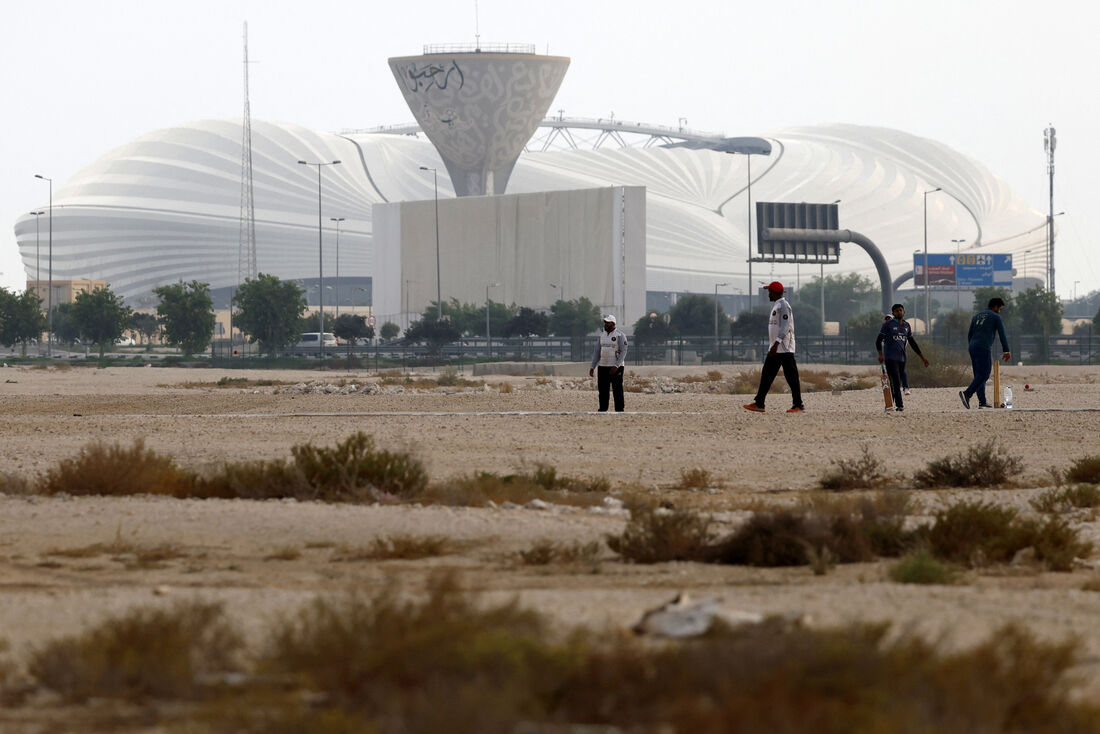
755,202,840,263
913,253,1013,287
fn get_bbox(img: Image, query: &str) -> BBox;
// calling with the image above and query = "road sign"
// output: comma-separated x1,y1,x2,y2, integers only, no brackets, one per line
913,253,1012,287
755,202,840,263
367,315,377,327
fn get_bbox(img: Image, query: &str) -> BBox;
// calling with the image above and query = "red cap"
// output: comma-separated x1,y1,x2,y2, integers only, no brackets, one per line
764,281,785,293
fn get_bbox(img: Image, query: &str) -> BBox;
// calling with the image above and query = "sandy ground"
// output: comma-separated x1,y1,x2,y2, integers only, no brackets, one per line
2,362,1100,701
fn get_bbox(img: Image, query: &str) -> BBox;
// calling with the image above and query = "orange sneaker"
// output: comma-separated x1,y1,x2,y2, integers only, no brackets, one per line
786,406,805,413
743,403,765,413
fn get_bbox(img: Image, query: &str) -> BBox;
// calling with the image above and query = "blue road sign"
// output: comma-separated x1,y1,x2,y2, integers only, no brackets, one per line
913,253,1012,287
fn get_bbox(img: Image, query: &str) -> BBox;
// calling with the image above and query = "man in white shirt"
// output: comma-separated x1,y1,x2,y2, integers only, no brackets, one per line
743,281,804,413
589,314,628,412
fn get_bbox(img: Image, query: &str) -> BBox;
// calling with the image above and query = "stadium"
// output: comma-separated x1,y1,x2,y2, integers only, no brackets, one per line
12,116,1049,322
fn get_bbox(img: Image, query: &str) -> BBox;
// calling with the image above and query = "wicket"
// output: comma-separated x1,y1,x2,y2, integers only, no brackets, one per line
993,359,1002,408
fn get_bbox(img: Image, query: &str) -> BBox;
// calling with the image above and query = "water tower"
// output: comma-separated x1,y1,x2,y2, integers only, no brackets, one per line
389,45,570,196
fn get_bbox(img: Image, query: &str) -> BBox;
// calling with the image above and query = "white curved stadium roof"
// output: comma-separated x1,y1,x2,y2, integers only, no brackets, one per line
14,119,1047,304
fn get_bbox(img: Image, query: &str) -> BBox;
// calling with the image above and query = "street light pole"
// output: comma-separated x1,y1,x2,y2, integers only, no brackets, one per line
30,210,44,296
951,238,966,310
1044,125,1056,294
746,153,753,308
419,166,442,319
298,159,341,360
329,217,345,319
486,282,500,358
34,175,52,357
714,282,728,360
923,187,942,332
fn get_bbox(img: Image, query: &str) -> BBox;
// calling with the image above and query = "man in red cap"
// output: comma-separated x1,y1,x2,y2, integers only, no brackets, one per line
743,281,804,413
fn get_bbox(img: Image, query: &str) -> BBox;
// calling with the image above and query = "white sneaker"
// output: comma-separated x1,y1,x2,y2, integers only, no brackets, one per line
903,389,911,396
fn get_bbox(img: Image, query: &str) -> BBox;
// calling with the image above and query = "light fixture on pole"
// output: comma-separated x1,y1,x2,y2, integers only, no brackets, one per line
34,175,52,357
951,238,966,309
549,282,562,305
714,282,728,360
922,187,943,331
329,217,345,319
298,158,341,360
419,166,443,319
486,282,501,358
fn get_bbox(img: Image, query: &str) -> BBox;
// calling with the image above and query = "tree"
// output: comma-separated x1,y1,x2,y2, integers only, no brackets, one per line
1093,303,1100,332
379,321,400,341
791,273,879,326
846,310,887,349
669,294,722,336
297,311,335,336
404,316,461,355
728,309,769,338
130,311,160,347
632,312,677,345
51,303,80,346
503,307,549,338
232,274,307,357
0,288,46,356
154,281,215,356
1015,285,1063,336
71,286,132,358
934,309,971,350
333,313,373,359
549,297,601,338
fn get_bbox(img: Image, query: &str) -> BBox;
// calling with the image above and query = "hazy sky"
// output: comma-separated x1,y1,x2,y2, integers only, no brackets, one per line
3,0,1097,299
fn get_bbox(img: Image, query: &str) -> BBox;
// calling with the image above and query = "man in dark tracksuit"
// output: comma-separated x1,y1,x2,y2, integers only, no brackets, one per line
589,314,628,412
876,304,929,412
960,297,1011,409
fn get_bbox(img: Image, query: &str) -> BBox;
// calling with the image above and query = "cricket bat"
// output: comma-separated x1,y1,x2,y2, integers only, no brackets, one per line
993,358,1003,408
880,364,893,411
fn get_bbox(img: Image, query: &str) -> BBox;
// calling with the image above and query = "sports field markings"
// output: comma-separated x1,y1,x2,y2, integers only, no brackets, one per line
121,410,707,418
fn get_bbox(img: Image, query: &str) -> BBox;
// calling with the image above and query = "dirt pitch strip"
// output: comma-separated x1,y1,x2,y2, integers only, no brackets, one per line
2,362,1100,708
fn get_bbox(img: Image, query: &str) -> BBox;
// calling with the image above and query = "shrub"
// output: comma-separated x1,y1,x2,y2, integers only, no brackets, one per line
1030,484,1100,513
421,468,609,507
330,535,451,561
819,444,886,490
29,600,242,702
37,439,193,496
1066,455,1100,484
0,471,32,495
517,539,602,566
913,439,1023,488
197,433,427,501
1025,516,1095,572
677,468,714,489
889,550,959,585
606,504,712,563
924,500,1024,565
906,343,971,388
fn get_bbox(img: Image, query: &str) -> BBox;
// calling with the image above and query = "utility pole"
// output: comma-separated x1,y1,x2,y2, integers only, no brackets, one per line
1044,125,1057,294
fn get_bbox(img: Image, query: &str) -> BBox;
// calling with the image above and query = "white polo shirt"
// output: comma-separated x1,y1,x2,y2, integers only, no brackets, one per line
768,297,796,353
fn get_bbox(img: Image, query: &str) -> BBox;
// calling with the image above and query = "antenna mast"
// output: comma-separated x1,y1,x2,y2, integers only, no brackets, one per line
238,21,257,285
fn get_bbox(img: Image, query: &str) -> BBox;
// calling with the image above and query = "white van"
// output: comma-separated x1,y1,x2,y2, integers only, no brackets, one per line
297,332,337,349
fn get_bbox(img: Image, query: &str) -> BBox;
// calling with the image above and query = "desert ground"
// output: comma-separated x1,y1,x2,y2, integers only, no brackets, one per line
2,361,1100,719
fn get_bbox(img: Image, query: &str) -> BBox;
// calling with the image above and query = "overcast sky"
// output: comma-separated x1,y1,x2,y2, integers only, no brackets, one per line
3,0,1097,300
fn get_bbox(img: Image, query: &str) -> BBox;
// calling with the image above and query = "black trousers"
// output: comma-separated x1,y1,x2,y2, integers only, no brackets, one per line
884,359,906,408
597,366,625,412
753,351,802,409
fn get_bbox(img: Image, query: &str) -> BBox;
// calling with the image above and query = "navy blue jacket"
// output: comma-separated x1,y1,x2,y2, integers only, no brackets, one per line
876,319,923,362
967,309,1009,352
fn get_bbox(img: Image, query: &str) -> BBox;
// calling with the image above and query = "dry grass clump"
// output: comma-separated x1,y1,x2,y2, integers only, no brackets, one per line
330,534,452,561
889,549,960,585
497,381,514,393
1031,484,1100,513
913,439,1023,488
517,539,602,566
15,577,1100,732
924,501,1093,571
378,368,483,389
906,344,971,387
421,464,610,507
606,504,713,563
819,444,886,490
29,600,242,703
677,467,716,489
1065,455,1100,484
196,432,427,501
0,471,32,495
263,546,302,561
37,439,192,497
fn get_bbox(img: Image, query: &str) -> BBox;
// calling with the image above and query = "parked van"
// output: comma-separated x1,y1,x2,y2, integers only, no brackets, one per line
297,332,337,349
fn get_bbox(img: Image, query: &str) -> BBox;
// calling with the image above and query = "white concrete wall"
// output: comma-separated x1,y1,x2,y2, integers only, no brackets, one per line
372,186,646,331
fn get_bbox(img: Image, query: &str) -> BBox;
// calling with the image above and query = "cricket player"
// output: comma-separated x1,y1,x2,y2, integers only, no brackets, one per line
744,282,804,413
876,304,929,412
959,297,1011,409
589,314,628,412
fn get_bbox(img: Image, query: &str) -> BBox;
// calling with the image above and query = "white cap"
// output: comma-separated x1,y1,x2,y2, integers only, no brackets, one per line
602,314,617,324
